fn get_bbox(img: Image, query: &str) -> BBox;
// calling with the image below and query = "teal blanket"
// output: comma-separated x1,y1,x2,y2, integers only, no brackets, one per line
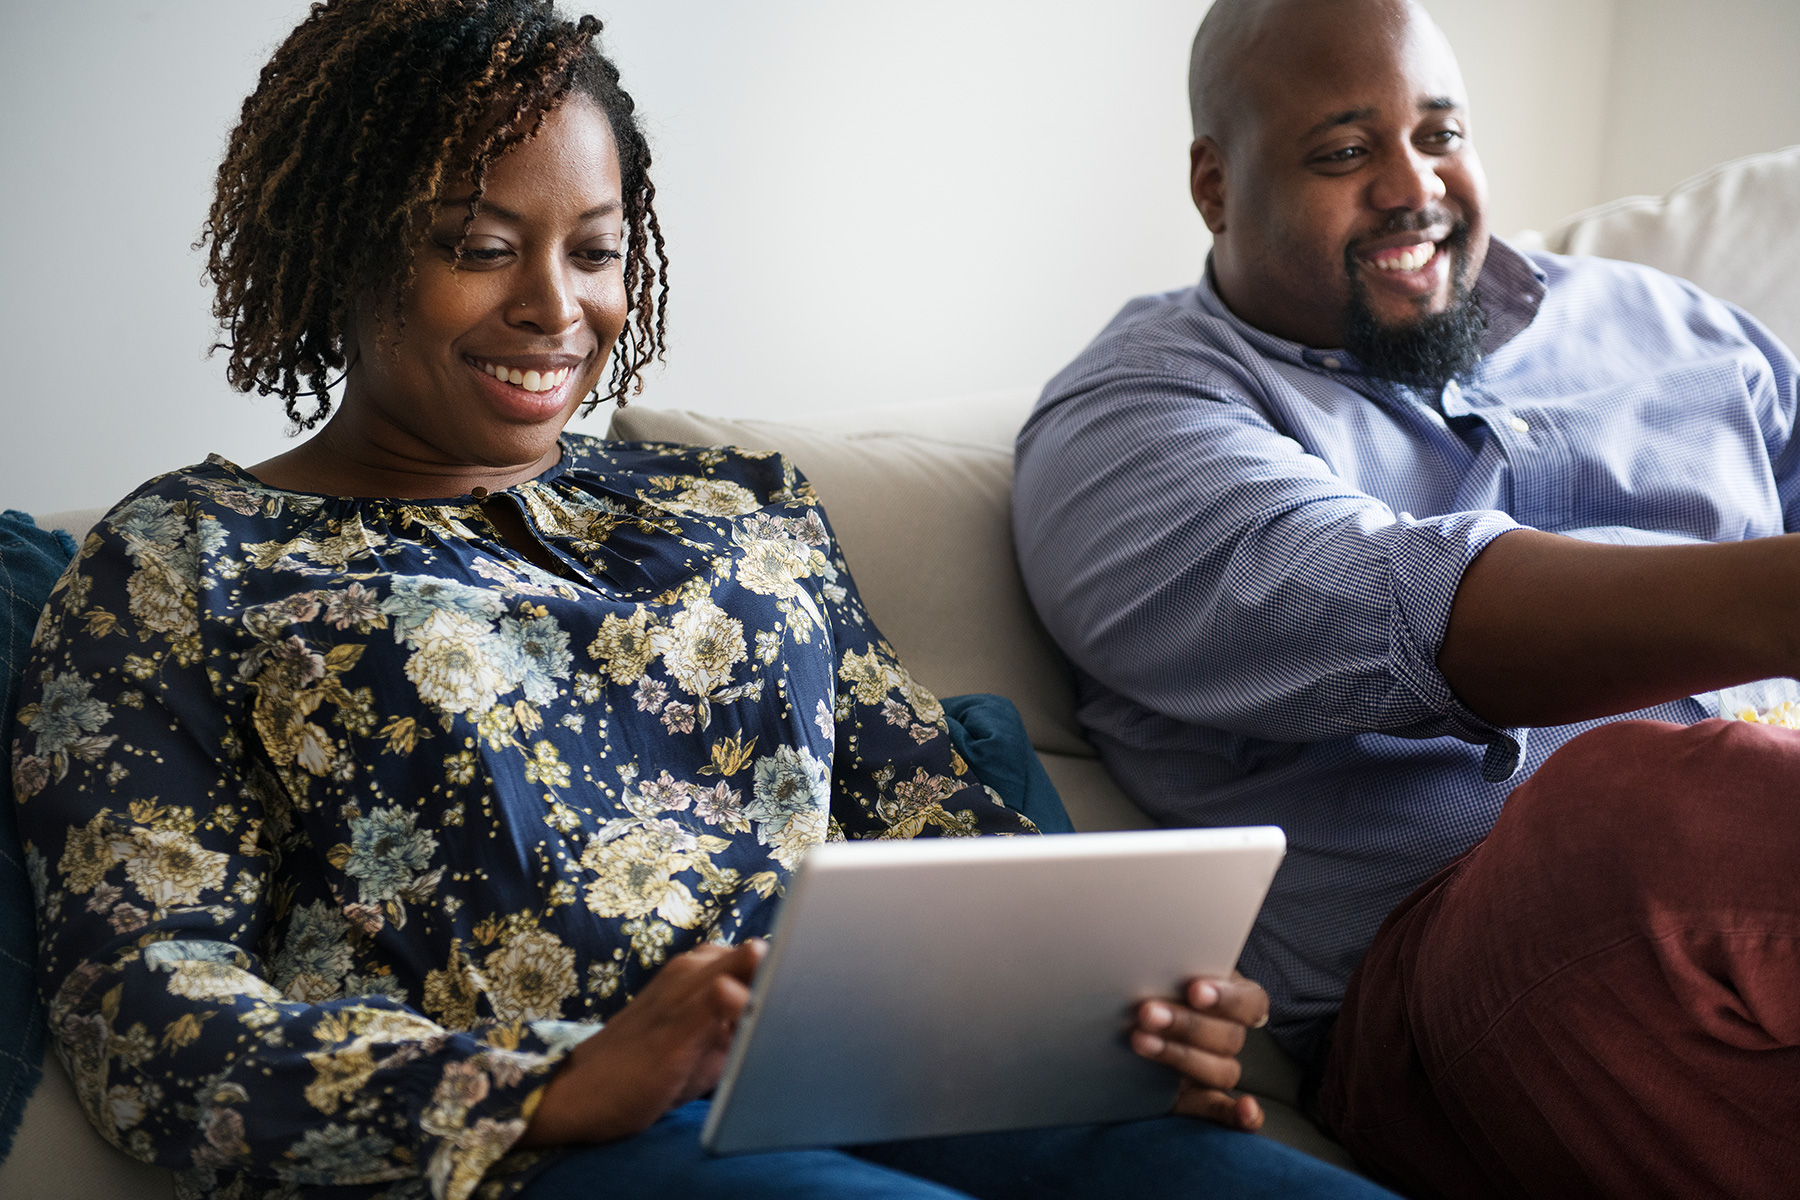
0,511,75,1162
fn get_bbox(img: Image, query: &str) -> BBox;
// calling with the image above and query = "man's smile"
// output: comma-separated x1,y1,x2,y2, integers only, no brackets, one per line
1350,224,1458,303
1367,240,1437,272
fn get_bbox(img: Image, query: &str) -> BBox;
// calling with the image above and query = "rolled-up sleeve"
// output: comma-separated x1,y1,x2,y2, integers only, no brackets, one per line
1013,359,1525,778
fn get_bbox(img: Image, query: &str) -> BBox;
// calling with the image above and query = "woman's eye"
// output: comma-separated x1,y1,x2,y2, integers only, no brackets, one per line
434,238,510,264
576,248,623,268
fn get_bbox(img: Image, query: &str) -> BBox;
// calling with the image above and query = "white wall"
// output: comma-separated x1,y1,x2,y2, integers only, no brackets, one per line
1598,0,1800,201
2,1,1795,514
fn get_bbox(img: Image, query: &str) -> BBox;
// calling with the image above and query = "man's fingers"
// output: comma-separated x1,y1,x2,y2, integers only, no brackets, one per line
1130,1027,1242,1091
1185,975,1269,1029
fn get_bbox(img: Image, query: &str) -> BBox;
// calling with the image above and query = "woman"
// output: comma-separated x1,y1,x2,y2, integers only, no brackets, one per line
12,3,1395,1198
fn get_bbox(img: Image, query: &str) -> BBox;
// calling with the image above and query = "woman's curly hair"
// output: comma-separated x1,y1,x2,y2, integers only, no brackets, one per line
201,0,668,428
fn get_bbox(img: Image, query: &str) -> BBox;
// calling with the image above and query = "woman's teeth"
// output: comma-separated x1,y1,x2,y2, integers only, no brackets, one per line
1371,242,1438,272
477,361,571,392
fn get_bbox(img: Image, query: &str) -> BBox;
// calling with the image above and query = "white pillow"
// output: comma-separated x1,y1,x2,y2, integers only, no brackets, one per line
1546,145,1800,354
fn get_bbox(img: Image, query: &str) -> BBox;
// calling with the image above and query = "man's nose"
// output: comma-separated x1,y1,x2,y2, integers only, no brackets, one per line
1367,144,1447,213
507,255,582,334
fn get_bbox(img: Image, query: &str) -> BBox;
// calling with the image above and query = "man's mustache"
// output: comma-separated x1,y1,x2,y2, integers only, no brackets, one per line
1358,206,1463,241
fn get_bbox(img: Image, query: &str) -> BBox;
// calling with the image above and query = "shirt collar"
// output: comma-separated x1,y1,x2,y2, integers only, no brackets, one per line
1193,234,1549,372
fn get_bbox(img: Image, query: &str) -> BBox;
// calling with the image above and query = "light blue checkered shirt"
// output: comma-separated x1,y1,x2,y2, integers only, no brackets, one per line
1012,238,1800,1061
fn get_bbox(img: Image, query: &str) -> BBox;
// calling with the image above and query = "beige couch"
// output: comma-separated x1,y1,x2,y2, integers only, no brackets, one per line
8,143,1797,1198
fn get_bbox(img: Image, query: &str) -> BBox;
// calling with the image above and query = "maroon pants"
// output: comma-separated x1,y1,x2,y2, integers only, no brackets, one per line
1316,718,1800,1199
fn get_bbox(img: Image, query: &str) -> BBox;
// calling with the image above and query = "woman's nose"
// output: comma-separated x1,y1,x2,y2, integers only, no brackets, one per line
507,257,582,334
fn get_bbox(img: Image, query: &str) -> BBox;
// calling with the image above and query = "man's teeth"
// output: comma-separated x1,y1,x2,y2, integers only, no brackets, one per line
479,362,571,392
1372,242,1438,272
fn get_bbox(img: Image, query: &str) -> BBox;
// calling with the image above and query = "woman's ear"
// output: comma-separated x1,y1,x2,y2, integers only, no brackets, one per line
1189,138,1228,235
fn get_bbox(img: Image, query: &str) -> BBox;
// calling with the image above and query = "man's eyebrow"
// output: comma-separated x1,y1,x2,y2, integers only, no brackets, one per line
434,197,622,221
1300,107,1375,141
1298,97,1462,142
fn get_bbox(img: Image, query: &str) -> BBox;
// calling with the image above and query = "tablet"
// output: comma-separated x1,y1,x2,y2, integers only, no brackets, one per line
701,825,1286,1154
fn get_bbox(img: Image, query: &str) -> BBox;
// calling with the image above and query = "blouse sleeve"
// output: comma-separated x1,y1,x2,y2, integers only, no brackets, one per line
12,503,564,1200
778,481,1035,842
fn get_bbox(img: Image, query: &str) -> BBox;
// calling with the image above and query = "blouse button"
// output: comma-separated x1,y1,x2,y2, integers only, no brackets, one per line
1508,416,1530,434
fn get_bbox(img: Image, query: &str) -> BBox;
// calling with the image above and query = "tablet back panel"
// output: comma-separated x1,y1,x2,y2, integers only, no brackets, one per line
702,826,1286,1154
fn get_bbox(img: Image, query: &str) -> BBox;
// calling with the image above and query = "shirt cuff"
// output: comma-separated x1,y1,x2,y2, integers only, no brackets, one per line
1385,509,1530,781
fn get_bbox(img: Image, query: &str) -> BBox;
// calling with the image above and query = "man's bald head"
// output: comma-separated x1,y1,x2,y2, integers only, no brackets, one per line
1183,0,1488,360
1188,0,1448,147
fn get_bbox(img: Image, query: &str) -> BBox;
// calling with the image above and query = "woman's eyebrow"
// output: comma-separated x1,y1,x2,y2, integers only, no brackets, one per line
435,197,622,221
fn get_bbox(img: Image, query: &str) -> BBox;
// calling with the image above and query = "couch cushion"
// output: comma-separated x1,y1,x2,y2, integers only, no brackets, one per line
0,1048,173,1199
1546,145,1800,353
792,388,1039,449
33,509,109,541
609,408,1094,759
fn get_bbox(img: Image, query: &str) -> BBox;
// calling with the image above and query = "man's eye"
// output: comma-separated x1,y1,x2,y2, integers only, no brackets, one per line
1312,146,1366,167
1420,130,1464,152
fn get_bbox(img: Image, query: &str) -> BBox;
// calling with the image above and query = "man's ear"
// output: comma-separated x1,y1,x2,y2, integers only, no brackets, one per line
1190,138,1227,234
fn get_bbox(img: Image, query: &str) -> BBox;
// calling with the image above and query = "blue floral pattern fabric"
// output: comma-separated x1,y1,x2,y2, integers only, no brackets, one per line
11,435,1033,1200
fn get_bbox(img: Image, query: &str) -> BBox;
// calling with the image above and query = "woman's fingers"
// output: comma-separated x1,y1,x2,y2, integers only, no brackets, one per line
1136,1000,1248,1057
634,939,764,1020
521,939,768,1146
1130,1022,1242,1090
1172,1081,1265,1132
1135,974,1274,1133
1185,974,1269,1029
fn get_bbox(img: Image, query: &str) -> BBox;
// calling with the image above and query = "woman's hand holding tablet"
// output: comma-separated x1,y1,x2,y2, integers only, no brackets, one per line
522,941,767,1147
1133,973,1272,1131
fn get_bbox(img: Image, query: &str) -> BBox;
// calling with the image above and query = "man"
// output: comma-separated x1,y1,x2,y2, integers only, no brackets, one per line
1011,0,1800,1195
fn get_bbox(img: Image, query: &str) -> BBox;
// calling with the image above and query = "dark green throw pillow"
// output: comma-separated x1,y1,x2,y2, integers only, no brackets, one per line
943,693,1075,834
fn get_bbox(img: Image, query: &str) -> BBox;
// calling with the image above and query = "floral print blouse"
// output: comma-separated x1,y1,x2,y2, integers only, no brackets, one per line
12,435,1033,1200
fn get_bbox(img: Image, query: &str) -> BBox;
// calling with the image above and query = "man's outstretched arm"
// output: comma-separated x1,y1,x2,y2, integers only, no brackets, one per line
1440,528,1800,728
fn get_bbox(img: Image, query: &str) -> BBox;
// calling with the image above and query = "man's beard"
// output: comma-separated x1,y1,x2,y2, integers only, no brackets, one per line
1340,220,1486,393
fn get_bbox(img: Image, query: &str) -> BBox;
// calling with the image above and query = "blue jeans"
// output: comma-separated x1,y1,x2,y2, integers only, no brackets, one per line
520,1100,1396,1199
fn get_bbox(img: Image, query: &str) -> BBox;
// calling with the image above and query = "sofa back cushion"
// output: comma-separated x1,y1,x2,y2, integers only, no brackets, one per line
1547,145,1800,353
